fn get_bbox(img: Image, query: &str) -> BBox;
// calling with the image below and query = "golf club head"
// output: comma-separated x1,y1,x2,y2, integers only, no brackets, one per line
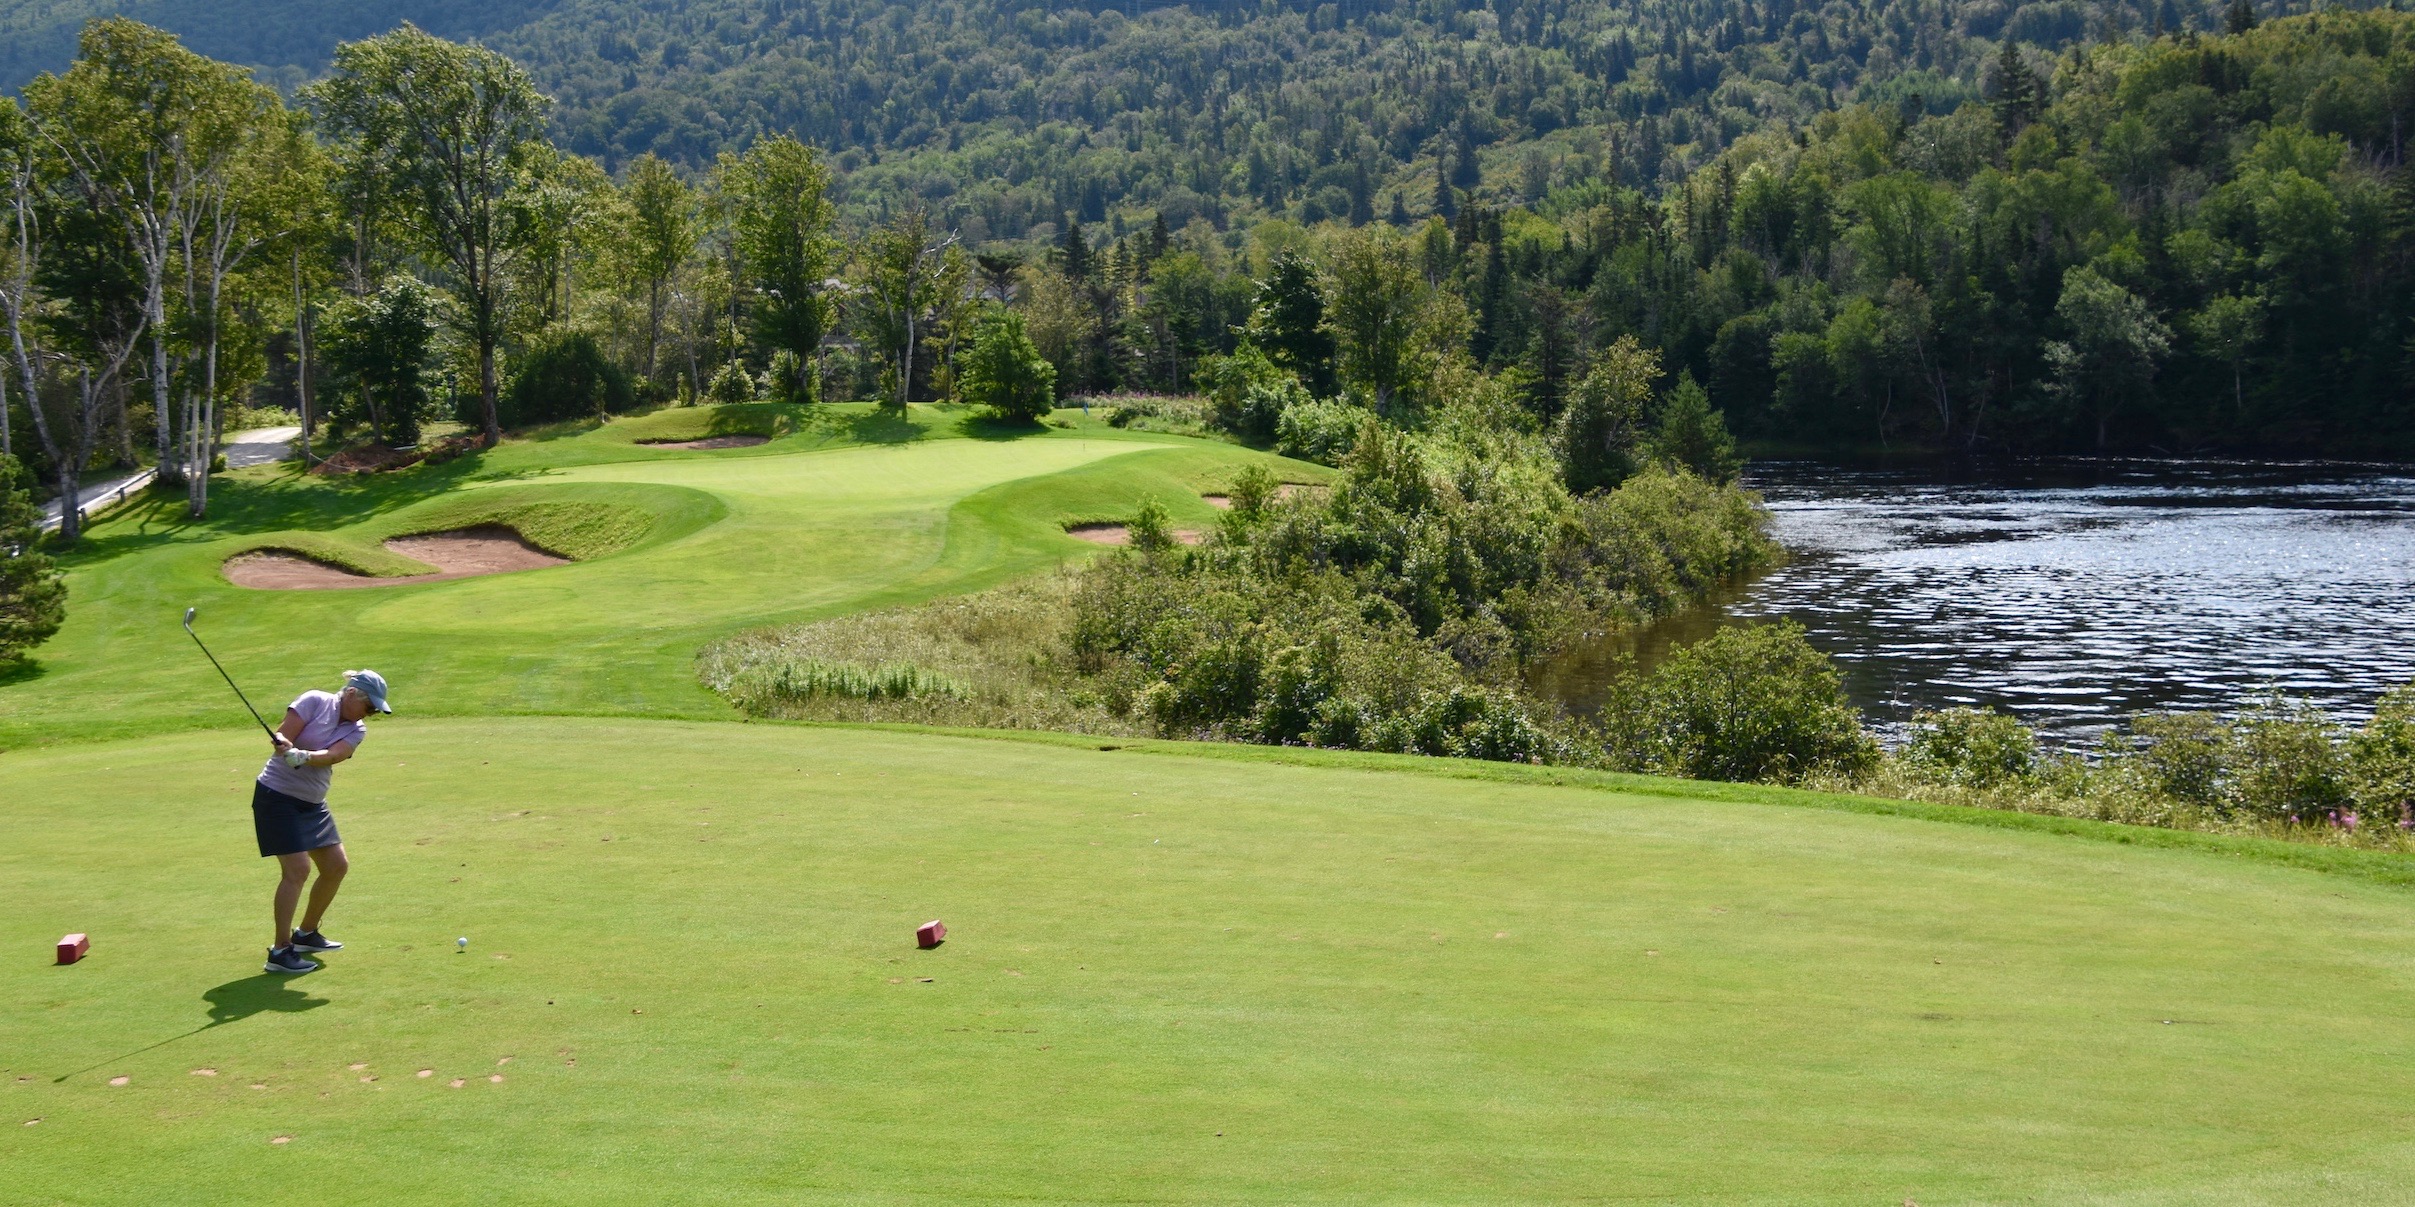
183,606,197,631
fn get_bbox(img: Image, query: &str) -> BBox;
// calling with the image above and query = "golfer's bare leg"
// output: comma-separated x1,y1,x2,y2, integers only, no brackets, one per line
299,843,349,934
272,852,311,948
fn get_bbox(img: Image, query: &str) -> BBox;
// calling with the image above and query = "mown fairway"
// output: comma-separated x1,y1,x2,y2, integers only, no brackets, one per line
7,719,2415,1204
0,405,1270,747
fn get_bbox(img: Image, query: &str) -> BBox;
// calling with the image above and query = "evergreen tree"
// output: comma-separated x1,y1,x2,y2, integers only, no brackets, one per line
1644,374,1743,484
0,452,64,663
1244,251,1336,397
2225,0,2258,34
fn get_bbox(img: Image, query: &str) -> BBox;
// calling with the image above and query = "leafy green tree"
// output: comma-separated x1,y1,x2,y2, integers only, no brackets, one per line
504,328,635,425
619,154,696,384
1324,227,1427,414
27,18,274,508
2045,266,2172,449
2186,293,2265,420
956,307,1055,421
1553,335,1657,494
318,274,439,445
310,23,552,448
1643,374,1742,485
854,205,962,408
1243,251,1334,397
720,137,837,402
1,89,147,544
0,451,64,662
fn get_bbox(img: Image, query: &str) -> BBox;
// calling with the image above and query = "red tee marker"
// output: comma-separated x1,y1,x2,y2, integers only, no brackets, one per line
57,934,88,965
916,920,947,949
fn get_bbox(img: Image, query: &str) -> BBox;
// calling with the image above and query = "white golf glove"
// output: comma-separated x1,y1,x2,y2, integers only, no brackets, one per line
283,747,312,769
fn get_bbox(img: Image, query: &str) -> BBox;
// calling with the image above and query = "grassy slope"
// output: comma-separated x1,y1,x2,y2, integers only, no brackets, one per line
6,718,2415,1205
0,404,1299,748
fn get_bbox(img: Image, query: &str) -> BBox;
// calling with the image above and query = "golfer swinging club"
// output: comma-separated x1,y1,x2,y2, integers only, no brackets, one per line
254,670,391,975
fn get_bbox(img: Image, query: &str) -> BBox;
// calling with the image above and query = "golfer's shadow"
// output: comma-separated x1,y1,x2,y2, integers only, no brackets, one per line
203,974,331,1027
54,975,328,1083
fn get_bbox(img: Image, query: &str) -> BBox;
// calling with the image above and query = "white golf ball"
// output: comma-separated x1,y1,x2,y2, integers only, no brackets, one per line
457,937,468,948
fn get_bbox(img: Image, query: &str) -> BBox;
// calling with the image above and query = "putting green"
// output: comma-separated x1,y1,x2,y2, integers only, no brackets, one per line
6,718,2415,1204
0,405,1290,747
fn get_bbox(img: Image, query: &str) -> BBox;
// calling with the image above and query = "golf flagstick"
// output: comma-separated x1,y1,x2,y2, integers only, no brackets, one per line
182,606,279,741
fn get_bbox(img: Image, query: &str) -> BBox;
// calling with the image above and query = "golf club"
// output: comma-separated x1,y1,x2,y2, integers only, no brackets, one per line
181,606,277,741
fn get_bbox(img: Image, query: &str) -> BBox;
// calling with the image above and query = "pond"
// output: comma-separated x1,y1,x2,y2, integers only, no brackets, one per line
1533,460,2415,745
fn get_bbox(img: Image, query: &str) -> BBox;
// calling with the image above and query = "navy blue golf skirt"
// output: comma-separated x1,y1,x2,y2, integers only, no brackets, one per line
253,781,342,857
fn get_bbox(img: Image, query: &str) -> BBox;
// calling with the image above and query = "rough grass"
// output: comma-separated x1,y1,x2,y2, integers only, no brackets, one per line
8,717,2415,1204
699,570,1138,734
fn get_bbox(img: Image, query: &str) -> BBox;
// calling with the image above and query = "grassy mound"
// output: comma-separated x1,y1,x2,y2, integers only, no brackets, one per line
612,401,799,445
386,491,667,562
6,718,2414,1203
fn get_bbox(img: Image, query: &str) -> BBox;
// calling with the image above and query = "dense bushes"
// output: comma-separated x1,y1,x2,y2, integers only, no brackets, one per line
1871,686,2415,841
501,330,636,426
1599,623,1877,782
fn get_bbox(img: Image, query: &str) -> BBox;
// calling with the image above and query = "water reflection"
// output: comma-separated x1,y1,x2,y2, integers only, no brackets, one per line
1537,460,2415,745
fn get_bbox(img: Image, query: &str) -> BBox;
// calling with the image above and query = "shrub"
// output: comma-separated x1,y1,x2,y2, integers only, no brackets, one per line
705,360,758,405
1200,346,1296,443
2127,711,2231,807
1901,707,2038,788
1641,373,1742,485
0,453,66,662
503,329,635,426
1126,497,1176,552
763,349,814,404
957,308,1057,420
1606,622,1876,783
2229,695,2351,820
2349,682,2415,828
1275,396,1373,464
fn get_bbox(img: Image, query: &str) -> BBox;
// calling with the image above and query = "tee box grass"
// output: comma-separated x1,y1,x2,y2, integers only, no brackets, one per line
6,403,2415,1202
7,719,2415,1204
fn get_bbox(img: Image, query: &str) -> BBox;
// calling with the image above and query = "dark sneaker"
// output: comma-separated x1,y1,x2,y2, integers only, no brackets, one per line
264,946,319,975
290,929,342,953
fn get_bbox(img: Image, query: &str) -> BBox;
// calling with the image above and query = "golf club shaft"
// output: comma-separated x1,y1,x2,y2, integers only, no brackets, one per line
183,624,277,740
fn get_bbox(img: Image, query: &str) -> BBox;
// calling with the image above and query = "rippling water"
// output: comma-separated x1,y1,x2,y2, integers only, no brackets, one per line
1535,461,2415,744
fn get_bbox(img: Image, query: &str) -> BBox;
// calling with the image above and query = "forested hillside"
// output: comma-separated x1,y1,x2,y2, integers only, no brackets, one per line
0,0,2357,229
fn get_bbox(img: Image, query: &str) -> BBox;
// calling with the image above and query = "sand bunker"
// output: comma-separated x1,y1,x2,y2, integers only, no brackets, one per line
1201,484,1313,509
1065,522,1205,547
225,526,568,590
639,435,769,449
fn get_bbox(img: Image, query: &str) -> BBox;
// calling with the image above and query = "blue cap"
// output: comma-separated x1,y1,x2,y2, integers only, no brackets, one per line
345,669,393,714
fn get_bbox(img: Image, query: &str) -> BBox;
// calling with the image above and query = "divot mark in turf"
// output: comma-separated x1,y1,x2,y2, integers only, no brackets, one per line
191,1068,217,1077
449,1079,466,1089
271,1136,292,1145
107,1076,128,1086
490,1074,504,1084
417,1069,433,1078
